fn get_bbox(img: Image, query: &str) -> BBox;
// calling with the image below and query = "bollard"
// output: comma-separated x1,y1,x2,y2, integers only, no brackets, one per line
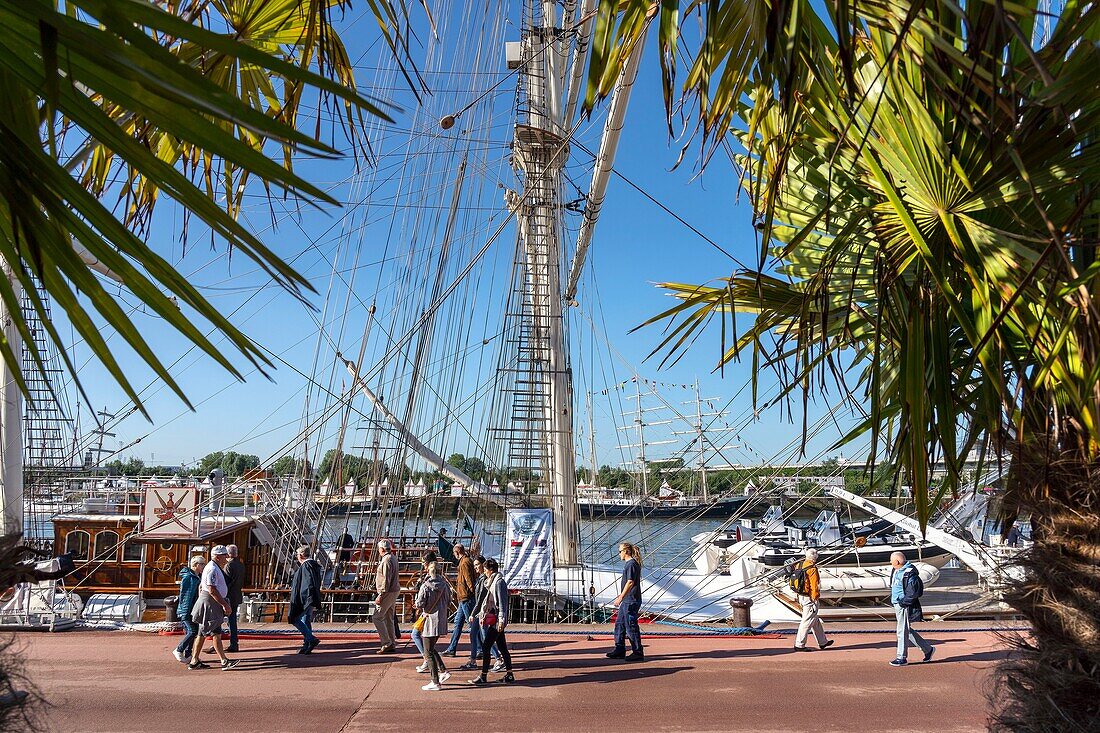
728,597,753,628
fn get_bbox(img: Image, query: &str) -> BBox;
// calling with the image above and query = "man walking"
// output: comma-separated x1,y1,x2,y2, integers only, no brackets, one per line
373,539,400,653
289,546,322,654
223,544,245,652
889,551,934,666
792,548,833,652
441,543,476,658
188,545,239,670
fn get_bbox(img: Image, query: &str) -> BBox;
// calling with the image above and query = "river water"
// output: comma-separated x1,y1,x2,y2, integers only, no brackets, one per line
322,514,736,569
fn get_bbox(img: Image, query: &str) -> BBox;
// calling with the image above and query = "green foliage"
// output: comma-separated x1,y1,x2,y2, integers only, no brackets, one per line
104,457,145,476
196,450,260,477
0,0,407,413
271,455,311,478
593,0,1100,529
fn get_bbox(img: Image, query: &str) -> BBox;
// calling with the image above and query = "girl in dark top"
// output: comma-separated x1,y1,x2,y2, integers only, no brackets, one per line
606,542,644,661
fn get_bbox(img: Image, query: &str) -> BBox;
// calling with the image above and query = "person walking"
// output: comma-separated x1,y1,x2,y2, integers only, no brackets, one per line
469,558,514,685
173,556,203,663
442,543,476,658
459,555,500,671
889,551,934,666
414,552,452,691
288,545,323,654
188,545,239,671
223,544,245,653
373,539,400,653
606,542,644,662
792,548,833,652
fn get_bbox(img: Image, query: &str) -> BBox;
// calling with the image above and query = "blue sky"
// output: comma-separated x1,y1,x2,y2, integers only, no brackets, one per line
61,3,863,473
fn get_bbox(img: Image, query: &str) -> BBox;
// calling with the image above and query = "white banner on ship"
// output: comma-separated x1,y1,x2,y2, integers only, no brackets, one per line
503,508,553,590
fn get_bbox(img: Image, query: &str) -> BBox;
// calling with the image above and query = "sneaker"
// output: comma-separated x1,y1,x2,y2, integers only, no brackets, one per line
820,640,835,650
376,644,395,654
415,663,429,673
793,646,813,652
421,682,441,691
923,647,935,663
889,658,908,667
172,649,186,663
439,672,451,684
306,638,321,653
625,652,645,662
499,672,515,684
187,661,210,670
605,649,626,659
441,649,458,657
296,646,308,655
220,659,240,671
468,676,487,686
490,660,506,673
458,661,478,670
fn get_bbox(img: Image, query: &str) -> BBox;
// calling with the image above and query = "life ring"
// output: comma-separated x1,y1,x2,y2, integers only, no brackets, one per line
854,536,868,548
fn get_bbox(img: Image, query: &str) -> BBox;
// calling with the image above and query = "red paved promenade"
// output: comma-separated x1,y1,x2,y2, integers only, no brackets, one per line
18,623,1012,732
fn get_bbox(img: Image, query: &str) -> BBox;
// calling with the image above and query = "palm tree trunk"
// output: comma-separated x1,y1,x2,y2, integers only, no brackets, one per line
992,443,1100,731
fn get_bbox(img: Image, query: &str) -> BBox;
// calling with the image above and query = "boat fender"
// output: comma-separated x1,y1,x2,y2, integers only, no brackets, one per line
854,536,868,548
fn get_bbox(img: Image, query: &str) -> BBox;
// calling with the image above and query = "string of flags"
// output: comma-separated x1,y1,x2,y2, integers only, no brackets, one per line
593,375,697,396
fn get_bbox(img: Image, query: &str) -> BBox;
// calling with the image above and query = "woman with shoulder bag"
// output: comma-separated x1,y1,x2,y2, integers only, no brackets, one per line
413,551,452,691
469,557,514,685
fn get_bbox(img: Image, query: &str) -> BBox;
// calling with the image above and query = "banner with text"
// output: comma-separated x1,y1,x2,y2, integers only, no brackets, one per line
504,508,554,590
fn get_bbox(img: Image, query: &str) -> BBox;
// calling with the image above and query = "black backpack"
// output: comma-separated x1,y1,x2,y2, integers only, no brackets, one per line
786,561,811,595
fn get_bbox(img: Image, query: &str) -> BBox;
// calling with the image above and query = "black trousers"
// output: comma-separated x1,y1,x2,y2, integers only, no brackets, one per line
480,626,512,675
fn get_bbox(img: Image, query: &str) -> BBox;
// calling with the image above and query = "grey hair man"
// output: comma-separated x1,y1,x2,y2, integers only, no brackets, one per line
373,539,400,653
889,551,934,666
221,544,245,652
289,545,323,654
189,545,238,670
793,548,833,652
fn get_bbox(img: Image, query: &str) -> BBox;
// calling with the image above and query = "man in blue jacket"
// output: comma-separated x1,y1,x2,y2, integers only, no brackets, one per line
889,551,934,666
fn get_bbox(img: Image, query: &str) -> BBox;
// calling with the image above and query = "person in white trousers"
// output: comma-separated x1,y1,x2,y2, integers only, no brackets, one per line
793,548,834,651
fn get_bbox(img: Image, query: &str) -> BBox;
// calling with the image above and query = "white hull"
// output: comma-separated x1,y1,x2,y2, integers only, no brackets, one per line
551,540,942,623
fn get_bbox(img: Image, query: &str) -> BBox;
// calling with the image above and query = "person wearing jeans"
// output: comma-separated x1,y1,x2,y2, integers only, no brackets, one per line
288,545,323,654
460,556,499,670
469,558,514,685
889,551,934,666
443,543,476,657
606,542,644,662
173,556,204,663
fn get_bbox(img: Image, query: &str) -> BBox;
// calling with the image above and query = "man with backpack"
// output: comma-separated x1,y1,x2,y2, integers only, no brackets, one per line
888,551,934,666
789,548,834,652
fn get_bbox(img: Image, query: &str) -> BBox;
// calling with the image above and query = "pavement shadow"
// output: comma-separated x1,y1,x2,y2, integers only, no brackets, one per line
503,664,692,688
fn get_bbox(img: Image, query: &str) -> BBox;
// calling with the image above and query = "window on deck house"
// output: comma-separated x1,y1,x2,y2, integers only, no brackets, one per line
93,530,119,562
65,530,90,561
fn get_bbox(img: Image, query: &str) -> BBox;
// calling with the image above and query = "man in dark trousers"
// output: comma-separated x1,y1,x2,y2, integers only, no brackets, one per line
289,545,323,654
224,544,246,652
441,543,476,657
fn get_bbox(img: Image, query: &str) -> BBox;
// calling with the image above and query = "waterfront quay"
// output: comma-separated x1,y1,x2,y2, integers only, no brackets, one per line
20,621,1012,732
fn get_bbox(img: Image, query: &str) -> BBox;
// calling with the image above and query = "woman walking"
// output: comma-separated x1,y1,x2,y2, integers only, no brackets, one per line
173,556,204,663
606,542,644,662
469,558,514,685
413,551,452,691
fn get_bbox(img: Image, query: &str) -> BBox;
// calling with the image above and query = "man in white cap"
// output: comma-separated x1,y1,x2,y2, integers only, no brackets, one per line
189,544,239,670
373,539,400,653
